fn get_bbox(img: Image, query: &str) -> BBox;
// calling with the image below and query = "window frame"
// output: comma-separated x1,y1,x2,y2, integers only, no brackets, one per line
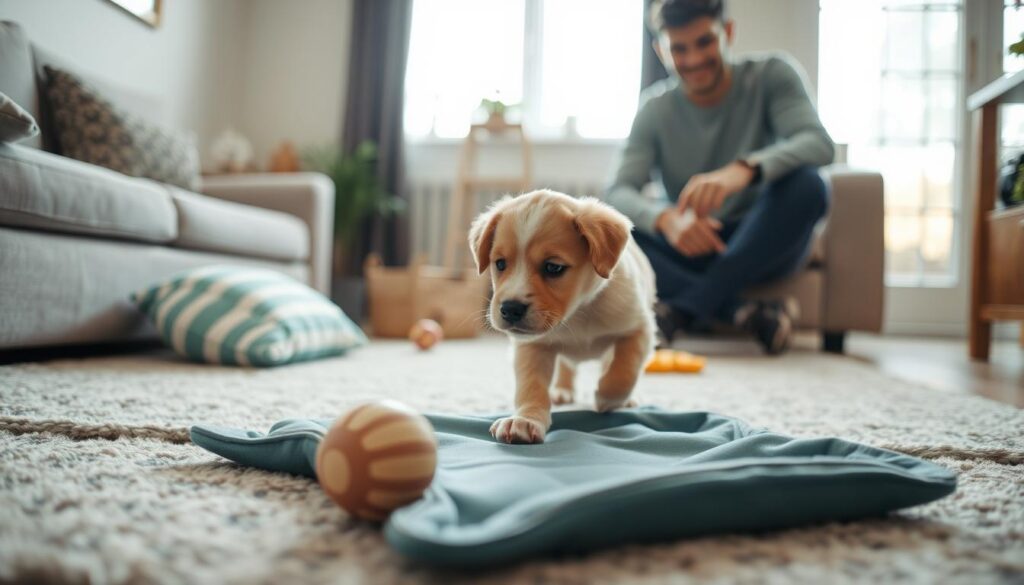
880,1,965,289
819,0,966,289
403,0,643,143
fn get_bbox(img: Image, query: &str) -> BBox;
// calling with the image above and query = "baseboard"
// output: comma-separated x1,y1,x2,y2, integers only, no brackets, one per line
881,320,1019,340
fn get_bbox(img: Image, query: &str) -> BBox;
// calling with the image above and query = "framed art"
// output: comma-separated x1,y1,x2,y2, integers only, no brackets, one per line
105,0,162,28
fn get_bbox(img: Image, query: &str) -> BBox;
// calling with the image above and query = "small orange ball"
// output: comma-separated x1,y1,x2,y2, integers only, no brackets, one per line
315,400,438,521
408,318,444,350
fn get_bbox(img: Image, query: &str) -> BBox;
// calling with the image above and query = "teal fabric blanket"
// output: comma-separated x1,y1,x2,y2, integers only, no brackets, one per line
190,409,956,567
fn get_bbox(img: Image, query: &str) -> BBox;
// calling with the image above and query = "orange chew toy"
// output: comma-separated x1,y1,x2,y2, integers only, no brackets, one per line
409,318,444,350
315,400,438,521
645,348,706,373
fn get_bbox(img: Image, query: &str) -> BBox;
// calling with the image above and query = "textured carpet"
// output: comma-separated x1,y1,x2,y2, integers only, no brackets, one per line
1,336,1022,584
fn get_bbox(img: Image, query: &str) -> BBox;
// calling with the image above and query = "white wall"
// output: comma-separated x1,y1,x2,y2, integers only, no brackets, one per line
729,0,820,97
237,0,353,169
0,0,248,167
0,0,355,170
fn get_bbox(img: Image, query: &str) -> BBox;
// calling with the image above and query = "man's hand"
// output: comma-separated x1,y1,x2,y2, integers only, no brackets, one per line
656,208,726,258
677,161,755,217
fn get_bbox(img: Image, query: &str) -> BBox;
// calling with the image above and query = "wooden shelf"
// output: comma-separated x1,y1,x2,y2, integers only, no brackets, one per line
987,205,1024,221
967,68,1024,110
981,305,1024,321
442,122,532,269
968,71,1024,361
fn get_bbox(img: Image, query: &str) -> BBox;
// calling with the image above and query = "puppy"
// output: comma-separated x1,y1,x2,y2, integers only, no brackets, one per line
468,189,657,444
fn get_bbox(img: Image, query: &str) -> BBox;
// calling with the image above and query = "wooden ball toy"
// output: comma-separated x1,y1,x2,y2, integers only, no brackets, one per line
408,318,444,350
315,400,438,521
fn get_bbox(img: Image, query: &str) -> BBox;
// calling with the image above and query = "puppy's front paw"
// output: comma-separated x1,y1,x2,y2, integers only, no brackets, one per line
490,416,547,444
550,387,575,405
594,395,638,413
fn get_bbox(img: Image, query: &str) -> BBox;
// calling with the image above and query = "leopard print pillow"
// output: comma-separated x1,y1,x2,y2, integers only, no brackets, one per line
44,66,200,191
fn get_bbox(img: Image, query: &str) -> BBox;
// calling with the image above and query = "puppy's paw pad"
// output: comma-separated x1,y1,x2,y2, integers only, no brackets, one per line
550,387,575,405
489,416,547,444
594,395,638,413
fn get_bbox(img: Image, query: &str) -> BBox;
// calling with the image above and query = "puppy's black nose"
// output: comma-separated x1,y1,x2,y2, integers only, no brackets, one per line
500,300,530,325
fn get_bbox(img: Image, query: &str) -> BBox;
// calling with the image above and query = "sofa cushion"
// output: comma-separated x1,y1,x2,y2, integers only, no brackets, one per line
171,188,309,262
0,227,310,350
43,66,200,191
0,21,41,149
0,143,177,242
0,90,38,143
131,265,366,366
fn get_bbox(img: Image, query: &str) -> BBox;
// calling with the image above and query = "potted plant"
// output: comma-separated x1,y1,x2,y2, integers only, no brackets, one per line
1010,32,1024,58
302,140,404,317
478,92,520,129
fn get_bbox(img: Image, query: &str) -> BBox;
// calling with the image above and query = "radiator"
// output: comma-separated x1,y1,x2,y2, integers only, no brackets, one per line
408,180,606,266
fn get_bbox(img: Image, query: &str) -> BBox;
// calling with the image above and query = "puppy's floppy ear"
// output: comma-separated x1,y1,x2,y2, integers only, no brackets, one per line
467,197,509,274
574,198,633,279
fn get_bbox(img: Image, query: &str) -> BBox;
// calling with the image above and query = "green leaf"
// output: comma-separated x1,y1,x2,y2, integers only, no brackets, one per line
299,141,403,248
1011,33,1024,56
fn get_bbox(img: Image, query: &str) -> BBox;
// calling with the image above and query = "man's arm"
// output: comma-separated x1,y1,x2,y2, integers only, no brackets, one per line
745,55,835,182
604,101,672,235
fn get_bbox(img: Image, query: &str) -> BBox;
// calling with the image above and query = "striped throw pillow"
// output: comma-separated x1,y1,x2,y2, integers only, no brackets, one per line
132,266,367,367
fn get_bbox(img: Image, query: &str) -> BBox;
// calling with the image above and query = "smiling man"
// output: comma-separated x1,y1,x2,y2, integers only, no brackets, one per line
605,0,835,354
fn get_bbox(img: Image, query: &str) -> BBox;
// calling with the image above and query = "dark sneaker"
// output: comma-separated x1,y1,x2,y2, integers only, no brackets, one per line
736,299,799,355
653,302,690,349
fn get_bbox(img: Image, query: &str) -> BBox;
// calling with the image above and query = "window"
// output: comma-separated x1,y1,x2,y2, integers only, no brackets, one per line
819,0,963,287
1003,1,1024,160
404,0,643,140
1004,0,1024,75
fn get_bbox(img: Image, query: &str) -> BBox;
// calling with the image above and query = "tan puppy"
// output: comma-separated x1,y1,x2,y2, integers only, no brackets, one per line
468,189,657,444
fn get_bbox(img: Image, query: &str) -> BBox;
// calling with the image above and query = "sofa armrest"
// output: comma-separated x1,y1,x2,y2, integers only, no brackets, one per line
821,167,885,333
199,173,334,294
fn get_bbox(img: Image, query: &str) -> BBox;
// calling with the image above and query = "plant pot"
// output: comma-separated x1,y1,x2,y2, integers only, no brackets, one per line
484,112,508,131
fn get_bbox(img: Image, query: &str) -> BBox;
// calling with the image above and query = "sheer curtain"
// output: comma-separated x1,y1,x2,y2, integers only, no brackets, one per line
641,1,670,92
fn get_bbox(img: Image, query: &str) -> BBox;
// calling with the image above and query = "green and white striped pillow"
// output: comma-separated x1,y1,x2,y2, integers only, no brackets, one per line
132,266,367,367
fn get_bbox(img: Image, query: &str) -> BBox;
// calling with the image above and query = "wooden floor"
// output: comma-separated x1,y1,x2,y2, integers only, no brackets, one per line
674,333,1023,408
4,332,1021,408
843,333,1024,408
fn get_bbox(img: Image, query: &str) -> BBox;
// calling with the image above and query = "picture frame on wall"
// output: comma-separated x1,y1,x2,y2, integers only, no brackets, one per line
105,0,162,28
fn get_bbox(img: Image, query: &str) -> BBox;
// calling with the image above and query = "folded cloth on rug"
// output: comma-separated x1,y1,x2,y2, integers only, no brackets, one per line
190,408,957,568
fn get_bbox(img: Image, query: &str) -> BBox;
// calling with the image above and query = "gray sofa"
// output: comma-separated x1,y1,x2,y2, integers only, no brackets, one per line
0,21,334,351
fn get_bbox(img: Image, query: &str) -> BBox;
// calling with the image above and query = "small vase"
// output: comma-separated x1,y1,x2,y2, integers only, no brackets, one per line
485,112,507,130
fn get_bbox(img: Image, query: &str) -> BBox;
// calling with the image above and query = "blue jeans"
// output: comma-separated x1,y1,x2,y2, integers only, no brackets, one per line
633,165,829,326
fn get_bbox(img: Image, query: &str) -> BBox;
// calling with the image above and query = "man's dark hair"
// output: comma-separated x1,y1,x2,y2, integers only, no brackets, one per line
648,0,725,32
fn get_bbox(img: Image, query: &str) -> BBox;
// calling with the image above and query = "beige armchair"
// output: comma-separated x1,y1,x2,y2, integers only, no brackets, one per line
743,167,885,353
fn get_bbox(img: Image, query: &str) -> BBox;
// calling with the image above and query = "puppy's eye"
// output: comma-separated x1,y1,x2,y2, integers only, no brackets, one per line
543,262,566,277
495,259,507,271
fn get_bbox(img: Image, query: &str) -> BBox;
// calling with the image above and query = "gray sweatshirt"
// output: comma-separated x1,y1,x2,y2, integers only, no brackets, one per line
605,53,835,234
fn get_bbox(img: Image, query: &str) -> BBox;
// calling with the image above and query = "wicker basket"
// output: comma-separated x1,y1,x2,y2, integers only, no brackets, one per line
364,254,491,338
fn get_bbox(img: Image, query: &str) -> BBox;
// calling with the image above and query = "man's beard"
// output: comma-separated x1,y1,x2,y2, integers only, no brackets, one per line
681,59,724,95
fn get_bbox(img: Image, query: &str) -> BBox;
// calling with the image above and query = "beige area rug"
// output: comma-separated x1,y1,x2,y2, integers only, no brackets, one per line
1,336,1022,584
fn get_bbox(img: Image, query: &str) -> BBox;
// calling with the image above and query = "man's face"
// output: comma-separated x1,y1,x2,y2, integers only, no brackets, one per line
656,16,733,95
